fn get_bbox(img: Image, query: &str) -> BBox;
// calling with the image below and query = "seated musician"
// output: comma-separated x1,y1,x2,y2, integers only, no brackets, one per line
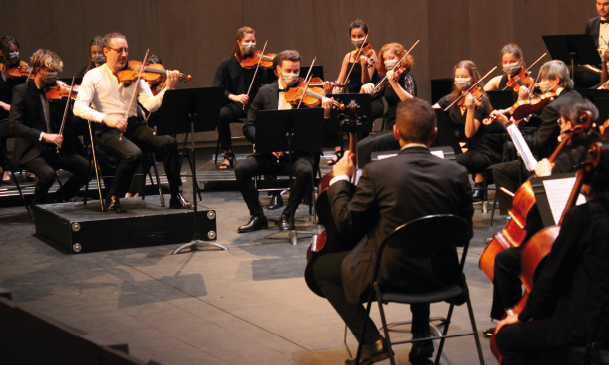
355,42,416,167
234,50,332,233
491,60,582,215
77,36,105,78
8,49,90,208
433,60,492,201
313,98,473,365
494,140,609,365
73,32,191,212
487,99,604,337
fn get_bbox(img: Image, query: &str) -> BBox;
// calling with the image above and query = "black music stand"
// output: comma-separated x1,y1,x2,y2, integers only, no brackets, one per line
157,87,228,254
255,108,325,245
431,109,462,154
530,172,579,227
542,34,602,75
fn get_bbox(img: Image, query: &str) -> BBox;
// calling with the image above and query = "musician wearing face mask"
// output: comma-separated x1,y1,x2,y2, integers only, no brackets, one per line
213,26,267,170
485,44,529,102
8,49,90,209
491,60,582,215
235,50,333,233
77,36,106,78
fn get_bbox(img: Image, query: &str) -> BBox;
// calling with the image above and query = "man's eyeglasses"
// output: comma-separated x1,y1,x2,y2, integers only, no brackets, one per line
108,47,129,55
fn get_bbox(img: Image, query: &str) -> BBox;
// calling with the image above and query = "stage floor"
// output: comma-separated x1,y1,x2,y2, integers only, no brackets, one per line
0,148,504,365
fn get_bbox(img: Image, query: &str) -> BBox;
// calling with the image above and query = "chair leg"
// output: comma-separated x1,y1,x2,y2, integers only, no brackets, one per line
374,283,396,365
150,153,165,207
9,166,33,221
355,291,376,365
466,296,486,365
84,151,91,206
88,121,105,211
215,136,221,165
435,303,456,365
490,189,499,227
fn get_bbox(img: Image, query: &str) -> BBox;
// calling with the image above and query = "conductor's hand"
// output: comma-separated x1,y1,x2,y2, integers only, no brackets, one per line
165,70,180,90
103,115,128,132
333,150,355,179
321,96,333,118
360,83,374,94
42,133,63,148
230,94,249,105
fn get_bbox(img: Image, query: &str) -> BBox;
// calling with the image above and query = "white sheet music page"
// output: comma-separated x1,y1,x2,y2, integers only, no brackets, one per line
542,177,587,225
507,124,538,171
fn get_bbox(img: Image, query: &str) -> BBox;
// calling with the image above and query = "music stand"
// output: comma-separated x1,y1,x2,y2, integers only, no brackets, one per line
159,87,228,254
530,172,579,227
255,108,325,245
542,34,602,75
487,90,517,109
431,109,462,154
300,65,324,80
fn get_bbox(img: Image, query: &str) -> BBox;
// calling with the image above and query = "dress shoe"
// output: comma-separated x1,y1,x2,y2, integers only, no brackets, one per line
483,327,496,338
345,338,391,365
105,196,123,213
238,215,268,233
267,193,283,210
472,182,483,202
279,213,291,231
169,193,193,209
409,333,434,364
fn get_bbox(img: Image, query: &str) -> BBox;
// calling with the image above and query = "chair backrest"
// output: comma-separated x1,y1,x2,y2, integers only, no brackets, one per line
372,214,471,284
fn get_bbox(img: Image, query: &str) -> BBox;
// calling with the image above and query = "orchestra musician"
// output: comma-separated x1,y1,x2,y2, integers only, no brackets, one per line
494,138,609,365
73,32,192,212
433,60,492,201
491,60,582,215
8,49,90,209
77,36,106,78
356,42,416,167
313,98,473,365
213,26,266,170
484,44,529,102
234,50,333,233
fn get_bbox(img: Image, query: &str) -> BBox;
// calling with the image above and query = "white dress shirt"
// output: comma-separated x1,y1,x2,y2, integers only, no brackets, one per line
73,63,166,123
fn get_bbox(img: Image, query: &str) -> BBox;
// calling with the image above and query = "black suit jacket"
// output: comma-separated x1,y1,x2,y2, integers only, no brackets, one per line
9,80,84,165
327,147,474,303
585,16,601,48
242,81,280,143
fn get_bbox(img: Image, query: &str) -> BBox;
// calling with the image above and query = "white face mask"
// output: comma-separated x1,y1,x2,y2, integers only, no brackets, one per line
502,61,521,76
384,59,397,70
537,80,555,93
351,38,365,48
454,77,471,91
241,42,256,55
43,71,58,85
91,54,106,64
280,72,299,86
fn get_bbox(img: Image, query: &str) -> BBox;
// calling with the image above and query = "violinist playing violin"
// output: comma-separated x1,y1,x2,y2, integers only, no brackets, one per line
8,49,90,210
213,26,267,170
484,44,530,102
73,32,191,213
494,133,609,365
433,60,492,201
235,50,333,233
491,60,582,215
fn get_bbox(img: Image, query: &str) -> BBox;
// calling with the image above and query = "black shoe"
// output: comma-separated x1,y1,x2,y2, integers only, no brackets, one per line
105,196,123,213
345,338,391,365
279,213,291,231
218,153,235,170
238,215,268,233
409,333,434,364
472,182,483,202
170,193,193,209
267,194,283,210
483,327,496,338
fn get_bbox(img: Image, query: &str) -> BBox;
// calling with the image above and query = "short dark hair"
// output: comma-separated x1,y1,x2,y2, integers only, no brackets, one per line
102,32,127,49
348,19,369,36
276,50,301,68
395,98,436,143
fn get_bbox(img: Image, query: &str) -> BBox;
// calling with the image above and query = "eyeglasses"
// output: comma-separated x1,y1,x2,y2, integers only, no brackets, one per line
108,47,129,55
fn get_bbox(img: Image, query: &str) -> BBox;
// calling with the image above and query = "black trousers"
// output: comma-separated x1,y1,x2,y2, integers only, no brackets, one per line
218,103,247,151
357,130,400,168
21,150,90,205
493,160,531,215
234,152,313,217
491,246,523,320
96,121,181,199
313,251,431,343
455,150,491,175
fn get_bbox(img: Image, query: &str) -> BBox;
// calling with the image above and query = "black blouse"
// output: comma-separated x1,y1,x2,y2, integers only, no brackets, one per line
374,72,417,128
437,93,491,155
213,55,266,108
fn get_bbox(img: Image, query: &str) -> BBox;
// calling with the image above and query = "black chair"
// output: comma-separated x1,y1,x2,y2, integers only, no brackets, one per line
0,118,33,220
355,214,485,365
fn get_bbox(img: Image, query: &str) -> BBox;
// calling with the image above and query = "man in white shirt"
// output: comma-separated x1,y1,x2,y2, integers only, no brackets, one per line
74,32,191,212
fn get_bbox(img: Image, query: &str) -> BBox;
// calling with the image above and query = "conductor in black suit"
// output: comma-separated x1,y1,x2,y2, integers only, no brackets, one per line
313,98,474,365
9,49,89,207
235,50,333,233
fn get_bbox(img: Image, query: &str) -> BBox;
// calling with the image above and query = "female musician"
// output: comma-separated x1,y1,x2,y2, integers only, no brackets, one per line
213,26,266,169
484,44,529,102
77,36,105,78
494,141,609,364
433,60,492,200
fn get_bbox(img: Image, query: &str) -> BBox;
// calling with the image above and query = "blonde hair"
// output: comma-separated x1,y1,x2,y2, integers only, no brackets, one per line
30,49,63,72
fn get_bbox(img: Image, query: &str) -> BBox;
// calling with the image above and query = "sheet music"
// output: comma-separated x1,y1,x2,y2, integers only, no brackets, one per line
377,153,397,160
376,150,444,160
542,177,587,225
430,150,444,159
507,124,538,171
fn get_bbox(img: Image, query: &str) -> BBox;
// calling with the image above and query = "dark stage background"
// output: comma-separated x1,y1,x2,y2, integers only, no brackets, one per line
0,0,594,142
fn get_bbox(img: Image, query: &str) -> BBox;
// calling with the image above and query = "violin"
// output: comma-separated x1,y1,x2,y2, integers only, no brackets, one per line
116,60,192,84
354,43,375,68
484,91,557,125
6,60,33,79
457,84,485,108
504,68,534,93
240,50,276,69
45,80,80,101
284,77,345,109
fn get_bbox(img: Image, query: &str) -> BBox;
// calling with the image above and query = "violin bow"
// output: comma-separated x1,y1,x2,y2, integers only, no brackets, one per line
444,65,498,111
296,57,316,109
372,37,420,96
120,49,150,141
342,33,370,93
245,40,268,109
57,76,76,153
502,52,547,91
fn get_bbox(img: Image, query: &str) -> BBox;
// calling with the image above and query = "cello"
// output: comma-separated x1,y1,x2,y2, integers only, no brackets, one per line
304,100,359,296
